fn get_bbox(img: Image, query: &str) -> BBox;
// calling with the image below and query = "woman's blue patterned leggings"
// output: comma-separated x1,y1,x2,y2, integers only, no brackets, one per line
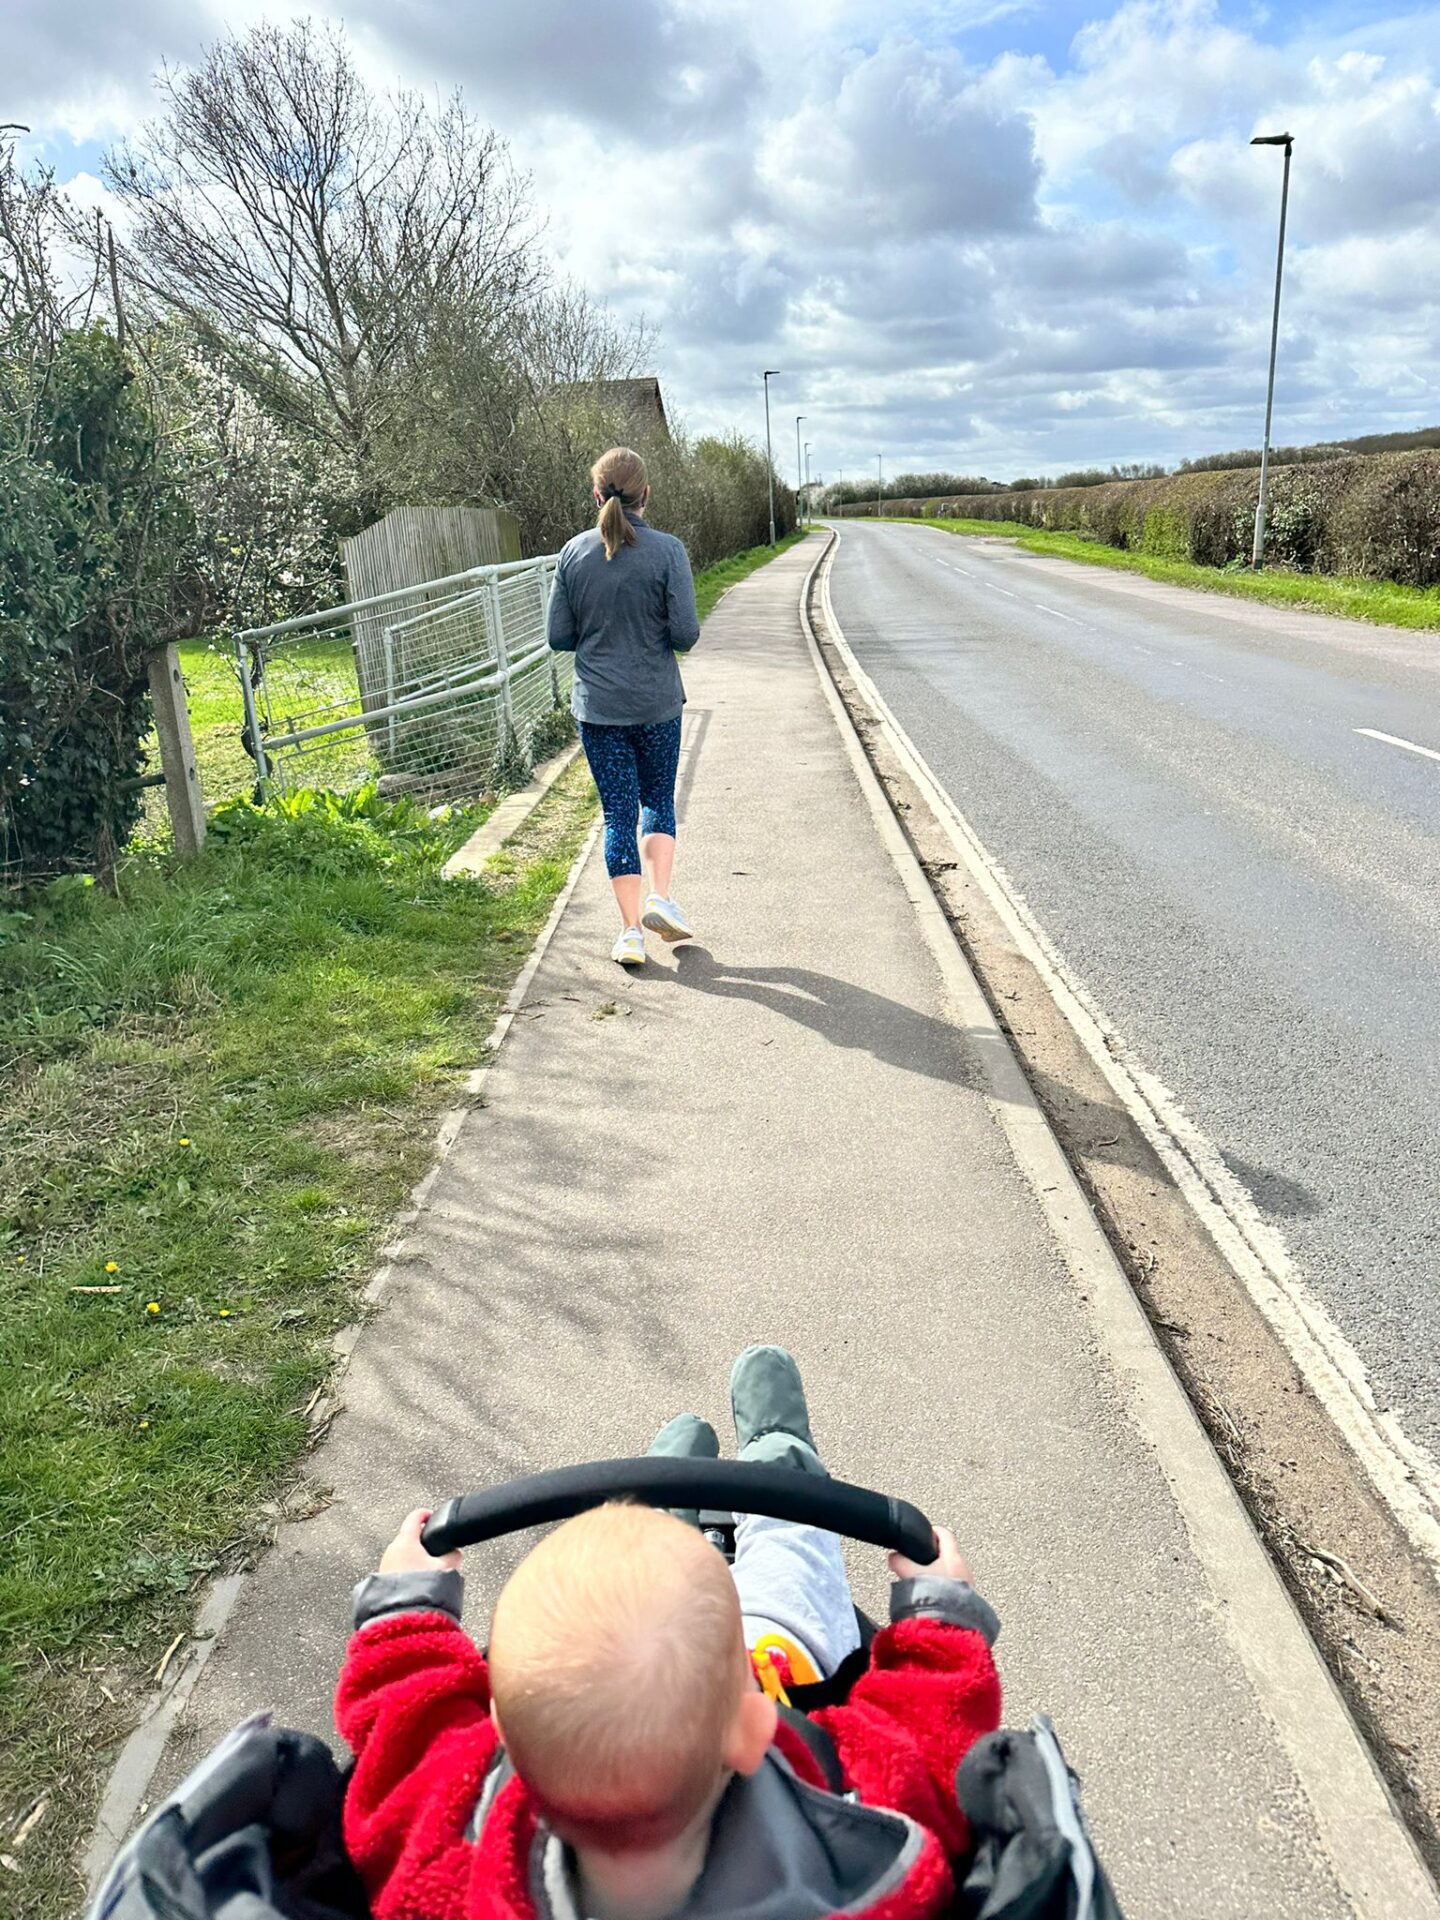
579,716,683,878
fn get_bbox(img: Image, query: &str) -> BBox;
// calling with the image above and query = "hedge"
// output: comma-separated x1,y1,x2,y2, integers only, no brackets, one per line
1,328,198,885
843,449,1440,588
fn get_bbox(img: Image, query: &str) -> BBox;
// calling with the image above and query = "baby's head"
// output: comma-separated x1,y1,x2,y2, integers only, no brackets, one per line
489,1504,775,1853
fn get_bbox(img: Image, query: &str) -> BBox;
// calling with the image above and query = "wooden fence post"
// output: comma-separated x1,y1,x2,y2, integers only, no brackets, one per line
147,645,206,857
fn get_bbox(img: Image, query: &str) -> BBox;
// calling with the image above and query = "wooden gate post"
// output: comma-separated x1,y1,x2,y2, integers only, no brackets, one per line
147,645,206,856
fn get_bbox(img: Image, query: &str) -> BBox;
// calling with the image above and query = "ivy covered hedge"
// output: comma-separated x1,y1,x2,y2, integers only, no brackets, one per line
848,449,1440,588
0,328,197,884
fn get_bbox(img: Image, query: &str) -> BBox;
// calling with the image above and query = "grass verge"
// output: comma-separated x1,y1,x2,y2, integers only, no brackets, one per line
0,773,595,1914
871,516,1440,632
0,531,800,1915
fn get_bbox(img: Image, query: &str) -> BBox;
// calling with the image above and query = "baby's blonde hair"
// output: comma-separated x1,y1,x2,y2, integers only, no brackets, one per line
489,1503,744,1850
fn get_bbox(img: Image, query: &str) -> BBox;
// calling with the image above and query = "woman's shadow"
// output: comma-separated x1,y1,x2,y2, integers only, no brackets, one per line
656,944,984,1092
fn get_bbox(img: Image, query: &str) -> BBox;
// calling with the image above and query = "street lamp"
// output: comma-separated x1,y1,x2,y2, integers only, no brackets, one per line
762,372,780,546
1250,132,1294,569
876,454,883,519
795,416,806,530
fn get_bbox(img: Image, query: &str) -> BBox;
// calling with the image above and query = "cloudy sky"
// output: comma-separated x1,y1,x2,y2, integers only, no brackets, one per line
11,0,1440,482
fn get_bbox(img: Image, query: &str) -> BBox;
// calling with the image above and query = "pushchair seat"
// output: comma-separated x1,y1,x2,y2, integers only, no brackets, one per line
90,1459,1122,1920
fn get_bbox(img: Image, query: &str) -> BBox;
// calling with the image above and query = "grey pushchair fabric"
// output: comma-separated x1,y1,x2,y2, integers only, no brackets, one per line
88,1708,1122,1920
956,1716,1124,1920
88,1713,369,1920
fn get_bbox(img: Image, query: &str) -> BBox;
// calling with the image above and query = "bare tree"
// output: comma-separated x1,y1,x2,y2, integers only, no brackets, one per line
354,251,656,549
104,21,539,515
0,147,106,429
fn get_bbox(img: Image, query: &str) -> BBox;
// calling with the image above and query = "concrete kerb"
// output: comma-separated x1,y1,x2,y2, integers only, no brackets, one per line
801,525,1440,1919
442,741,582,881
81,806,603,1897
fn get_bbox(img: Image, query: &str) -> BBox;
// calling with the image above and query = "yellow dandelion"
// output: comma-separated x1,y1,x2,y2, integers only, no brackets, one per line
105,1261,119,1274
15,1255,24,1265
146,1302,160,1314
138,1419,150,1430
179,1137,191,1147
218,1308,232,1319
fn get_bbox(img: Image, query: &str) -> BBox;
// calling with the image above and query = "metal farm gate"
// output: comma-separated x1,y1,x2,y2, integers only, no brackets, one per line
234,554,569,798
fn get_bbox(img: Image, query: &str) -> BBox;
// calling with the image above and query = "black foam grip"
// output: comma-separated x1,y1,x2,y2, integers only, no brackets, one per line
421,1457,937,1564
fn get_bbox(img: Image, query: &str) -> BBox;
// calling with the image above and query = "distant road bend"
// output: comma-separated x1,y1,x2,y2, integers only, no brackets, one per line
828,519,1440,1474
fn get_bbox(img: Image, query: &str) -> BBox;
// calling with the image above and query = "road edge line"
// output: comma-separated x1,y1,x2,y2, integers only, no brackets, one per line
800,526,1440,1920
81,807,603,1897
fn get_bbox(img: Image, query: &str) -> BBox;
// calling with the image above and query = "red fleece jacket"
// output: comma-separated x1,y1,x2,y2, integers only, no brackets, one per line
336,1611,1001,1920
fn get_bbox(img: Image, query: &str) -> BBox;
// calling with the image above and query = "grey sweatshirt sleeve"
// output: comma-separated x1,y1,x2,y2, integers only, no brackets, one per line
890,1576,1001,1647
352,1568,466,1631
547,555,578,653
665,539,701,653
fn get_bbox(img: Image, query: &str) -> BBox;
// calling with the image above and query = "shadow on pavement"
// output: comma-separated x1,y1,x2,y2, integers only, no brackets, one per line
661,944,985,1091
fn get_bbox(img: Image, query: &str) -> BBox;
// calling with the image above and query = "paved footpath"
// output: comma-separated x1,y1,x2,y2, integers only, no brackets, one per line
136,536,1432,1918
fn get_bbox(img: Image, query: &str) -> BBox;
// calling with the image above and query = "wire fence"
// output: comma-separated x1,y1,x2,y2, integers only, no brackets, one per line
235,554,572,800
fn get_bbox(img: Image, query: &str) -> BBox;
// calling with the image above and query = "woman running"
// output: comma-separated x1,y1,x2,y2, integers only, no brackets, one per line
547,446,701,967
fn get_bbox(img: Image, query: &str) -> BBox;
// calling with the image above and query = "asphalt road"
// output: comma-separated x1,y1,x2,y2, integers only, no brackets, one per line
829,519,1440,1459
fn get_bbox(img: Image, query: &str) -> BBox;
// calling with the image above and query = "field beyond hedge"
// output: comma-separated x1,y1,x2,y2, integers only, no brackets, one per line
845,447,1440,591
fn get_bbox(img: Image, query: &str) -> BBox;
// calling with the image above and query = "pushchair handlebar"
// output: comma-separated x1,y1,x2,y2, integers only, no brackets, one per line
422,1457,939,1563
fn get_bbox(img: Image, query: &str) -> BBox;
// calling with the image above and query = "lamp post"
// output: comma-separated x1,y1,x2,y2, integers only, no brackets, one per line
1250,132,1294,569
762,371,780,546
794,416,806,530
876,454,883,519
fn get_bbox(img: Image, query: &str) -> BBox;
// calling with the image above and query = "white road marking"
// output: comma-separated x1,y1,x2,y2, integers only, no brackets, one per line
1355,727,1440,764
1167,656,1229,686
1036,603,1084,626
984,581,1020,600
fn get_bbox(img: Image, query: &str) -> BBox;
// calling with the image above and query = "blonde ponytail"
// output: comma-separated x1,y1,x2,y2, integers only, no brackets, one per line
592,446,648,560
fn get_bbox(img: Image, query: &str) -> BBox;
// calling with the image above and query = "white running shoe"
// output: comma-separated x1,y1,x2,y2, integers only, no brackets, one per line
612,925,646,967
641,893,694,943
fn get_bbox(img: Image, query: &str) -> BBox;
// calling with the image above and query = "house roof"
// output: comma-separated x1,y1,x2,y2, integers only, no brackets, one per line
556,376,670,440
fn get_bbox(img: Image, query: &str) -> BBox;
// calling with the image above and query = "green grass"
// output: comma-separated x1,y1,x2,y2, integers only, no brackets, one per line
871,516,1440,631
0,531,801,1914
0,773,599,1913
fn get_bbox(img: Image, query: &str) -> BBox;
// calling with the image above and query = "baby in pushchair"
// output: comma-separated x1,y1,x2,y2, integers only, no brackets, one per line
93,1345,1120,1920
341,1345,1000,1920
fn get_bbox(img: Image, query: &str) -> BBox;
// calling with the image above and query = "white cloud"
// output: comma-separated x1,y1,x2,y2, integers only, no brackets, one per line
10,0,1440,474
